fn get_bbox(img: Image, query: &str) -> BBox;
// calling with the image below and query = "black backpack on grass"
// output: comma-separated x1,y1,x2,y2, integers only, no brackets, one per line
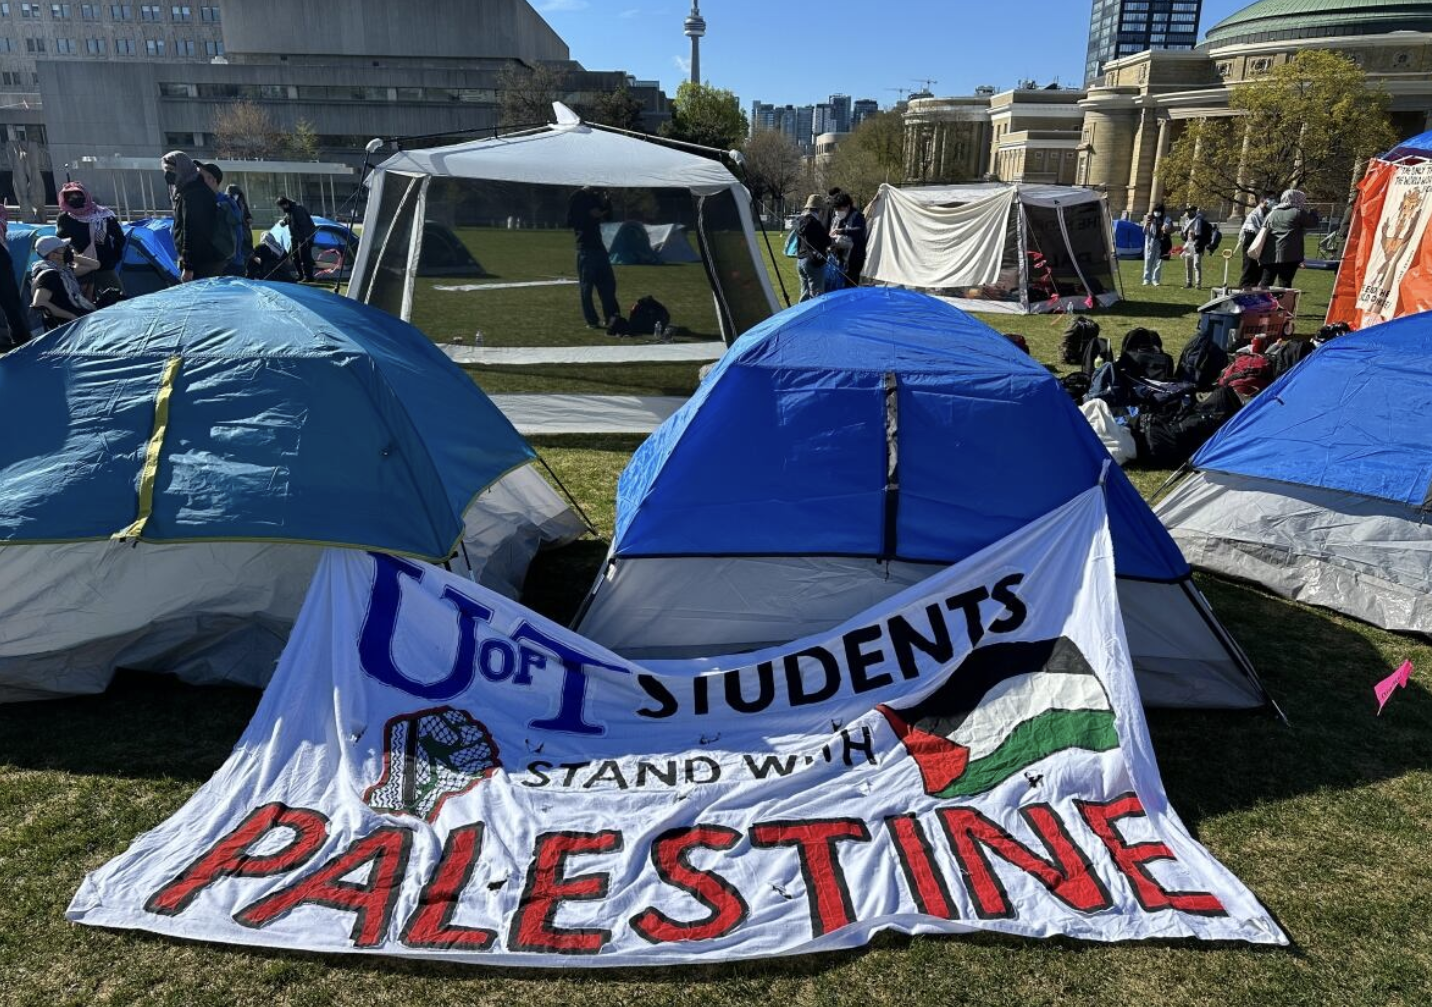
1119,327,1176,382
628,296,671,336
1060,315,1101,366
1177,326,1230,391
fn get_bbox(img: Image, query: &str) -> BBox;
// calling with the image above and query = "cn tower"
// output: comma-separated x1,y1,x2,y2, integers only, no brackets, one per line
683,1,706,85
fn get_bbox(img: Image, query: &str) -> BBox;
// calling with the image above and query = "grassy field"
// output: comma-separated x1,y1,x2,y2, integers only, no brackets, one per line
2,247,1431,1006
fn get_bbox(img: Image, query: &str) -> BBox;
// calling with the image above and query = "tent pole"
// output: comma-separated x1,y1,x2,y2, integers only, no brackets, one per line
1149,462,1192,505
534,452,598,537
754,198,792,307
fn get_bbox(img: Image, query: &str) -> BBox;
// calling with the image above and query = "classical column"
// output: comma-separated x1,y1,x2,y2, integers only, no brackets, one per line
1148,117,1173,209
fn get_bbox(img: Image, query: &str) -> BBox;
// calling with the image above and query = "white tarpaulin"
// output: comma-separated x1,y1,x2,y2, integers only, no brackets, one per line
864,184,1016,291
489,394,687,435
69,487,1284,964
441,344,724,367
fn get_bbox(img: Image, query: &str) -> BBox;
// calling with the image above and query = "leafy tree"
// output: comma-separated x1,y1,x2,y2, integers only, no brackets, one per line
822,111,905,204
662,81,748,151
1158,49,1396,212
210,101,281,160
587,85,646,131
741,129,804,217
286,119,320,161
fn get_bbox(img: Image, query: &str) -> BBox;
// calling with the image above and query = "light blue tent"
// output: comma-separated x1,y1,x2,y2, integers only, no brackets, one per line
1159,312,1432,634
577,288,1265,709
119,217,181,294
601,220,662,265
0,278,582,700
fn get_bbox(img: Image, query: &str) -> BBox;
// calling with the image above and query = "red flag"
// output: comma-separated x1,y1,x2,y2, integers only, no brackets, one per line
1374,661,1414,715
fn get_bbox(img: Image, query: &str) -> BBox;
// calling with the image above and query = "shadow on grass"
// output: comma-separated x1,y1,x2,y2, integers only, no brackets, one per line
1146,574,1432,828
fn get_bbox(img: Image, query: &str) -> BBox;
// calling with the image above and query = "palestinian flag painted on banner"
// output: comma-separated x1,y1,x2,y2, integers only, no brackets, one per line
878,637,1117,798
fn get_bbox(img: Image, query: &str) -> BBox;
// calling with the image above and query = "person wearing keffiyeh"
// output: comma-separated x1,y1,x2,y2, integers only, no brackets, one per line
56,180,126,297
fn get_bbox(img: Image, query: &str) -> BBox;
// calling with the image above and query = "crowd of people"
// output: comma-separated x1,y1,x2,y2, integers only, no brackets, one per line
0,150,323,349
792,188,867,302
1142,189,1320,292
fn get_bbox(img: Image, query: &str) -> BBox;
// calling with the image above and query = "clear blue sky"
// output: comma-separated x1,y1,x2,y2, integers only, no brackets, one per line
537,0,1255,109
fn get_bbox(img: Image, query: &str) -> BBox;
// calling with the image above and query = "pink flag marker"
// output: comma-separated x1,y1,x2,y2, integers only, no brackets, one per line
1375,661,1414,715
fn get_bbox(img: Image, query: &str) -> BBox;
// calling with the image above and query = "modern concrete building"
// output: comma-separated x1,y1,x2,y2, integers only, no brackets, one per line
683,0,704,85
1084,0,1204,86
907,0,1432,214
21,0,669,210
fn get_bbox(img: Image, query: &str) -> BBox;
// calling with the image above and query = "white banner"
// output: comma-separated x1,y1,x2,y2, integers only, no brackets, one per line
1356,161,1432,321
69,488,1286,965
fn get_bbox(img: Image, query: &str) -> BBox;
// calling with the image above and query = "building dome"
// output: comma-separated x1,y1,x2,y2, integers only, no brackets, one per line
1204,0,1432,49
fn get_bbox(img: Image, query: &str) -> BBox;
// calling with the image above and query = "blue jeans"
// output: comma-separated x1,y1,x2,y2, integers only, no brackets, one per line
577,247,620,326
798,255,826,302
1142,248,1163,285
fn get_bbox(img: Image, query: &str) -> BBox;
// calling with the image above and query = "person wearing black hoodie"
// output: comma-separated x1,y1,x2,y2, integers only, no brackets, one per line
277,196,317,281
162,150,226,280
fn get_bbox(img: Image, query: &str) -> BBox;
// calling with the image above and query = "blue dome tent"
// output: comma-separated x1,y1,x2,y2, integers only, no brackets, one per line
601,220,662,265
0,279,582,701
1114,218,1144,260
1158,311,1432,634
118,218,181,295
577,288,1264,709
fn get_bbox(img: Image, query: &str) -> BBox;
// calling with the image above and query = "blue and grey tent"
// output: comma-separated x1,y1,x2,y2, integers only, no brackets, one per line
1114,218,1144,260
601,220,662,265
0,278,581,700
1158,312,1432,634
119,217,181,294
264,214,359,279
577,288,1264,709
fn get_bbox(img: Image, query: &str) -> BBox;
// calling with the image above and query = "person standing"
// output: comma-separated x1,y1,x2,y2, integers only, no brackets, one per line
163,150,225,281
830,192,867,287
1142,203,1169,286
1258,189,1320,289
1239,192,1277,287
226,183,255,262
795,194,832,302
1181,205,1209,289
276,196,317,282
55,180,125,297
566,186,621,329
0,201,30,349
198,163,246,276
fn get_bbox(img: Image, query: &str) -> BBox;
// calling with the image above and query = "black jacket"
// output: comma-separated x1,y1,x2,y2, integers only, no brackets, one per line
56,214,126,270
284,202,316,242
797,211,831,260
173,177,224,272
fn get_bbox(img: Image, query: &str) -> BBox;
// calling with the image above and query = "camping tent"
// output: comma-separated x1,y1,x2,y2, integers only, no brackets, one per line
119,218,181,295
0,278,584,701
1114,218,1144,260
348,103,779,343
416,220,486,276
265,214,360,280
601,220,662,265
1156,311,1432,633
576,288,1265,710
1327,130,1432,328
863,182,1122,314
645,223,701,263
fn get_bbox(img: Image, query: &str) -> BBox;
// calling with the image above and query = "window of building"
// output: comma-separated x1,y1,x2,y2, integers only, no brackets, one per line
11,124,47,143
158,80,195,95
163,130,201,146
23,35,42,50
169,3,188,19
0,37,11,50
80,1,97,15
54,36,74,52
144,36,162,53
202,38,219,55
50,3,70,17
113,35,133,52
0,71,20,84
18,3,38,17
173,36,191,54
139,2,159,19
0,3,9,15
198,2,215,19
110,2,130,17
84,35,102,52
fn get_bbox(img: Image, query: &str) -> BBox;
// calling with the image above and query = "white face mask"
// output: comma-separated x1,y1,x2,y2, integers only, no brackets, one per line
835,209,850,221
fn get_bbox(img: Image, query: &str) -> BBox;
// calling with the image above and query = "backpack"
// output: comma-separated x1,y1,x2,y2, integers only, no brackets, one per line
1081,333,1113,376
212,193,243,266
1131,386,1241,468
1060,315,1100,366
1266,337,1313,378
628,295,671,336
1059,370,1091,403
1217,352,1276,398
783,229,799,258
1177,327,1230,391
1207,224,1222,252
1159,231,1173,257
1119,327,1175,382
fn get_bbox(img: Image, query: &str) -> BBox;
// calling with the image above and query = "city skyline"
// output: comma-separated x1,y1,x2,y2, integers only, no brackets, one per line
541,0,1254,109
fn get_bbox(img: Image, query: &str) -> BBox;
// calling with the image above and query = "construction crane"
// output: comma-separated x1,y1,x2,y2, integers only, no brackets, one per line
887,86,911,99
912,78,939,92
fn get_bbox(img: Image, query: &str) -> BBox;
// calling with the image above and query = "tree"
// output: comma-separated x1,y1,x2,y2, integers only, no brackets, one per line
662,81,748,151
587,85,646,131
741,129,804,217
822,111,906,204
286,119,320,161
210,101,281,160
498,62,566,129
1158,49,1396,213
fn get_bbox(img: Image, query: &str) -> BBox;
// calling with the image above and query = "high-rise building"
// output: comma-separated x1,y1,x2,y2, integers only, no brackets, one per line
1084,0,1202,86
852,99,880,128
812,103,835,141
828,93,852,133
683,0,705,85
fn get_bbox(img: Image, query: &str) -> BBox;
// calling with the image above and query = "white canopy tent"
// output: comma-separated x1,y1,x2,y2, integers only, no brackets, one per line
864,182,1122,315
349,105,779,344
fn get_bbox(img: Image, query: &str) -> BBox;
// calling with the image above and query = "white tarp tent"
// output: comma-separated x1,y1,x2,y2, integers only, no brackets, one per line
864,183,1122,315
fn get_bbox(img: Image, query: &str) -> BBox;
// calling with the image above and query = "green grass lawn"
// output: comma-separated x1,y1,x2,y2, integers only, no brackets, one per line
3,249,1430,1006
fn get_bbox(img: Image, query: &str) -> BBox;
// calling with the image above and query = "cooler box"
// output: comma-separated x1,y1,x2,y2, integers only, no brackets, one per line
1195,288,1299,350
